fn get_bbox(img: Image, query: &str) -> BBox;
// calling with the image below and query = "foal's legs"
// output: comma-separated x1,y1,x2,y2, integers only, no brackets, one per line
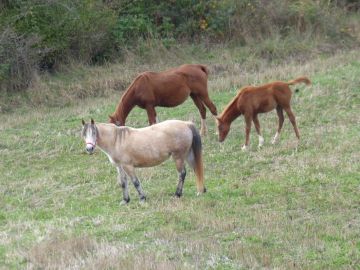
242,113,253,151
174,158,186,197
117,167,130,204
122,165,146,202
284,106,300,140
253,114,264,148
190,94,207,136
272,106,284,144
145,105,157,125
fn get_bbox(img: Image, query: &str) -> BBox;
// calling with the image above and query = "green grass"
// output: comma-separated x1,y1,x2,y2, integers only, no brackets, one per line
0,50,359,269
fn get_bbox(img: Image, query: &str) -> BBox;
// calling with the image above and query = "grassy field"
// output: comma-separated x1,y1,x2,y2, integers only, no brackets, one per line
0,50,359,269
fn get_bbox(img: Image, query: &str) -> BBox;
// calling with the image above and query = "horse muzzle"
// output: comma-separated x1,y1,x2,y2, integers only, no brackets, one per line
86,142,96,154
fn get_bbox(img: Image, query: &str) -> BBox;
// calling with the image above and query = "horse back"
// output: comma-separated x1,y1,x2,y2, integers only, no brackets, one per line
122,120,194,167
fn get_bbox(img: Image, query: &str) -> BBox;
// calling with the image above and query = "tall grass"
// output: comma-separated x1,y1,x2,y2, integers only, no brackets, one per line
0,49,359,269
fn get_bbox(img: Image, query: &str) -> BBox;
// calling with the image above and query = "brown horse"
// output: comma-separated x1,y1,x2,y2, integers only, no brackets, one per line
109,64,218,135
216,77,311,150
81,119,206,204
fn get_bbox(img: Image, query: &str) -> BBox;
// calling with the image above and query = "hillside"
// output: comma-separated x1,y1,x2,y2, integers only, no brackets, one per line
0,49,359,269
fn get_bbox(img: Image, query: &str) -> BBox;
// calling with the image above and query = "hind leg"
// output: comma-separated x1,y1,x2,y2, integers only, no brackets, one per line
253,114,264,148
117,167,130,204
200,95,218,116
272,106,284,144
284,106,300,140
174,158,186,197
190,94,207,136
122,165,146,202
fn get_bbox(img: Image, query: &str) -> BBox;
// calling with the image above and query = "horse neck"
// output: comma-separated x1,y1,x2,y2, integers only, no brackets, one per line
113,89,136,125
96,124,130,155
219,97,241,125
96,124,118,154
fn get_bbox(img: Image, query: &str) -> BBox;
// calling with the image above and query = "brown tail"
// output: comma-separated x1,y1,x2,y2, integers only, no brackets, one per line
287,76,311,86
188,124,206,193
198,64,209,76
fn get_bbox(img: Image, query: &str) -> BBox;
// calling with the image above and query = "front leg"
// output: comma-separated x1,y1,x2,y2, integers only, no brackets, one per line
145,105,157,125
242,114,253,151
122,165,146,202
117,167,130,204
253,114,264,148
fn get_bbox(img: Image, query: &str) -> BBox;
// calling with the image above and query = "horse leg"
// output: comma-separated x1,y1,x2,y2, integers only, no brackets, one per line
253,114,264,148
122,165,146,202
242,114,252,151
201,95,218,116
190,94,207,136
117,167,130,204
284,106,300,140
272,106,284,144
174,158,186,197
145,105,157,125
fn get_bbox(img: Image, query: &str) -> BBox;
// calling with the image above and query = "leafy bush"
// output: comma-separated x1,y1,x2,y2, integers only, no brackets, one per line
0,28,39,92
0,0,358,93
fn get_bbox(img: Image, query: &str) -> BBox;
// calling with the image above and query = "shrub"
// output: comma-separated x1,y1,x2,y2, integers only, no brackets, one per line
0,28,39,92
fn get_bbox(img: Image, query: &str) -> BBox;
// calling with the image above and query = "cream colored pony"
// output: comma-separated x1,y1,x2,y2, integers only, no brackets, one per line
81,119,206,204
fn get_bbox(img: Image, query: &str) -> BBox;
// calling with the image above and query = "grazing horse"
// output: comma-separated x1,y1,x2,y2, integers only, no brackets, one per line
108,64,218,135
81,119,206,204
216,77,311,150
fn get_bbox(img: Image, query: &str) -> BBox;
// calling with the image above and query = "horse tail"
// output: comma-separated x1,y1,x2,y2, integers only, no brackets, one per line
198,64,209,77
287,76,311,86
188,124,206,194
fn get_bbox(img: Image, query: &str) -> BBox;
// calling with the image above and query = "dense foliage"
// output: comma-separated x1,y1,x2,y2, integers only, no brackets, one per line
0,0,358,92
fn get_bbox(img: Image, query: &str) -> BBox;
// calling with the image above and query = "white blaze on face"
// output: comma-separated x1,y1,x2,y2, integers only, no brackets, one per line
84,125,96,152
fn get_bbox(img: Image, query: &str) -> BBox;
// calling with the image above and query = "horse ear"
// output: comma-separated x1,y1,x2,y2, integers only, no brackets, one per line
91,118,95,125
82,119,85,126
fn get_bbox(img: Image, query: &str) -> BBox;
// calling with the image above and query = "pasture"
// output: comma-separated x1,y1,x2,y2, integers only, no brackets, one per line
0,50,359,269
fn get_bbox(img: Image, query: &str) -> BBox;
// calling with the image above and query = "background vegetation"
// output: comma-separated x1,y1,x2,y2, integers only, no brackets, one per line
0,0,359,99
0,1,359,269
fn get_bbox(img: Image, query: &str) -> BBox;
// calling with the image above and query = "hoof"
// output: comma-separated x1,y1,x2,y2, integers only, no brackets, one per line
272,132,279,144
139,196,147,203
196,189,206,196
241,145,248,152
120,198,130,205
175,191,182,198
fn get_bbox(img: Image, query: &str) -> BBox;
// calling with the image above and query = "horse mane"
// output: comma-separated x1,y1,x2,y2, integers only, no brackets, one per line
114,73,145,115
219,86,248,119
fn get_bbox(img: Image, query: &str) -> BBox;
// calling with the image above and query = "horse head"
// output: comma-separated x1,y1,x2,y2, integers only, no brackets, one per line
81,118,98,154
215,117,230,142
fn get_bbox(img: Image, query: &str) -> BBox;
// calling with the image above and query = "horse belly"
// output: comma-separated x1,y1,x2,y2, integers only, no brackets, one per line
157,89,190,107
257,98,277,113
132,147,171,167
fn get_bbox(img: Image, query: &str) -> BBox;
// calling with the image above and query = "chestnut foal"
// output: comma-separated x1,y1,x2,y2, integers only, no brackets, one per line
216,77,311,150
